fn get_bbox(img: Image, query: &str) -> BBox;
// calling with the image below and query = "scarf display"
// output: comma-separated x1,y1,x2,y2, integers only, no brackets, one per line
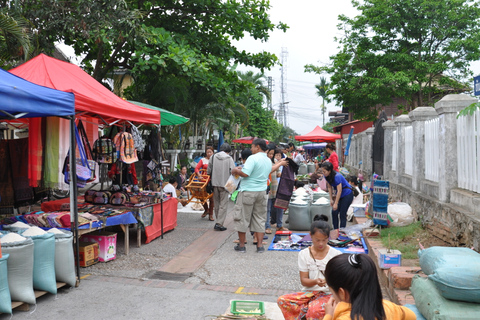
28,117,45,187
274,158,299,210
44,117,60,188
0,140,14,214
9,138,34,206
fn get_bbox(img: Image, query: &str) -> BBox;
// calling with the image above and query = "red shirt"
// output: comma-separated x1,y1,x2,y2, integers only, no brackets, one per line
327,151,339,171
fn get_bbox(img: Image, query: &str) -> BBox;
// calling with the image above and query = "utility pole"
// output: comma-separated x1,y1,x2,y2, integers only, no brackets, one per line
280,47,288,126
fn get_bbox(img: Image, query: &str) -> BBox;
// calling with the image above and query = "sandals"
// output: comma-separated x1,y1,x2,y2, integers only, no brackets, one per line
252,241,267,245
201,212,208,218
209,215,215,221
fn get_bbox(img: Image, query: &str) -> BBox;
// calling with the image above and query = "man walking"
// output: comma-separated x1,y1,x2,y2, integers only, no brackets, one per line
231,138,286,252
207,143,235,231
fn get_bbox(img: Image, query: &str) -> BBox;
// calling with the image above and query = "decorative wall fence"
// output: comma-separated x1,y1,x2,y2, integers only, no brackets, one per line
342,94,480,249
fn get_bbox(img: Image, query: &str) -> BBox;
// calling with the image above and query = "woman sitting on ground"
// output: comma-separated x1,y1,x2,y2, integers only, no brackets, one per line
324,254,415,320
346,175,363,222
277,214,342,320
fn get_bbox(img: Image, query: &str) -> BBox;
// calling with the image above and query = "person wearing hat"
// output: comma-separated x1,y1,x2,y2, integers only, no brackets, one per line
294,148,307,165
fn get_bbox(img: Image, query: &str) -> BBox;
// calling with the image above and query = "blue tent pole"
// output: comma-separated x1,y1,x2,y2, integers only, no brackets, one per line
344,126,354,156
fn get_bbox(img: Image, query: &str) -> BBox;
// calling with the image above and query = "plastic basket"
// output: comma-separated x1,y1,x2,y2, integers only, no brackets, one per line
230,300,265,315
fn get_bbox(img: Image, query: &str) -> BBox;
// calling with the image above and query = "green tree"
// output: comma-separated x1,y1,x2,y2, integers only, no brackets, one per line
306,0,480,120
315,76,329,125
237,70,271,105
13,0,287,96
0,9,31,68
322,121,340,134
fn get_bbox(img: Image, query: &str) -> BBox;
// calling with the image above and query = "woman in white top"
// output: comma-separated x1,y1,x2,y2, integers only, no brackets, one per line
278,214,342,320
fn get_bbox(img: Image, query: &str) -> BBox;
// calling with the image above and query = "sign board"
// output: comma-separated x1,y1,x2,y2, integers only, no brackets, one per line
474,75,480,96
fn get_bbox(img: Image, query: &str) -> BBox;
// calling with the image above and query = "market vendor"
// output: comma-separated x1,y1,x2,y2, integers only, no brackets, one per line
163,177,178,198
277,214,342,319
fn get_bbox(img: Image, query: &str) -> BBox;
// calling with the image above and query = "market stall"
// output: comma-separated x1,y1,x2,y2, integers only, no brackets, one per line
0,67,77,313
294,125,341,143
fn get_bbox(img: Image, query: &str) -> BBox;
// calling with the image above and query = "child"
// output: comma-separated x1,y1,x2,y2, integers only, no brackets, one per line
324,254,416,320
277,215,342,320
346,175,363,222
162,177,178,198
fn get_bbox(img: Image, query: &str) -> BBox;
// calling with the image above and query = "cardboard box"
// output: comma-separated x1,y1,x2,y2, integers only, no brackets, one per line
378,248,402,269
80,231,117,262
77,242,99,267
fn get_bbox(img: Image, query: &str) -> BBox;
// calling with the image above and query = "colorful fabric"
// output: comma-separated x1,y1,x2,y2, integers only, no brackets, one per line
8,138,34,206
0,140,14,214
278,291,331,320
44,117,60,188
28,117,45,187
275,158,299,210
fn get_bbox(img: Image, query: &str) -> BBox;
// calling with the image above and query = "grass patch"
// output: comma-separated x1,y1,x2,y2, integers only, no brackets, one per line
379,221,423,259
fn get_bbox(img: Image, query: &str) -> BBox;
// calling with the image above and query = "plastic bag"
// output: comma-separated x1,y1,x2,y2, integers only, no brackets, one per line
341,219,372,239
224,174,240,193
388,202,415,227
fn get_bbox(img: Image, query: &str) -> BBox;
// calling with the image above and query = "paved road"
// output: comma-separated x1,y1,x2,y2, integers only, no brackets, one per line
1,202,298,319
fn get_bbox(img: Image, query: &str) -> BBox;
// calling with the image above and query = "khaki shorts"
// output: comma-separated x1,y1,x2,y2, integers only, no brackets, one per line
233,191,268,233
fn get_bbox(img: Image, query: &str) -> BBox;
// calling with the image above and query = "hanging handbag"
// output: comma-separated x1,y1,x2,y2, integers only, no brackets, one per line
77,120,97,182
206,155,214,194
62,122,93,187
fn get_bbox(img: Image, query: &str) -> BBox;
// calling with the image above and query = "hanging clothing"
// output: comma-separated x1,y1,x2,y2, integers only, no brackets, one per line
108,162,138,186
275,158,299,210
28,117,45,187
9,138,34,206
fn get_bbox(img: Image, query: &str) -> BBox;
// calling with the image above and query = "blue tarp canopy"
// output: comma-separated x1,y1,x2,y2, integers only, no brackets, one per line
0,67,75,120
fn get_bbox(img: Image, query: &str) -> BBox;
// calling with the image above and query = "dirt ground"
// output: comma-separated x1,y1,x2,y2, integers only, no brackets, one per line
399,227,452,267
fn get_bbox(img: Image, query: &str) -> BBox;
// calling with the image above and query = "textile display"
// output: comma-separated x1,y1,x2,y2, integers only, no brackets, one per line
9,138,35,206
52,230,76,287
372,180,391,226
275,158,299,210
1,237,36,304
28,117,45,188
21,232,57,294
0,140,14,214
0,253,12,314
44,117,60,188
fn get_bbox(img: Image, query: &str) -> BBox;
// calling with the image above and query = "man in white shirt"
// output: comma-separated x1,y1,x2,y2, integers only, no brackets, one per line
294,148,306,165
163,177,178,198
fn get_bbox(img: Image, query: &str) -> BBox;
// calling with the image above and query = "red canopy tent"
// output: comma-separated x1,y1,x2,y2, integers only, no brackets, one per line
295,126,341,143
232,136,270,144
10,54,160,125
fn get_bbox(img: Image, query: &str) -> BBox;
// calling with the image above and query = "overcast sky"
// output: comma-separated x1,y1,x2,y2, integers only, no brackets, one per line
234,0,359,135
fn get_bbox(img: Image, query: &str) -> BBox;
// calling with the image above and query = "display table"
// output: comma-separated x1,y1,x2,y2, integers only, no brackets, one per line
40,196,178,248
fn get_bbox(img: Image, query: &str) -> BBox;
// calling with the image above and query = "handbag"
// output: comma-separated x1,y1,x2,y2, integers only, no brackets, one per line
77,120,97,182
206,154,214,194
63,122,93,186
109,191,130,205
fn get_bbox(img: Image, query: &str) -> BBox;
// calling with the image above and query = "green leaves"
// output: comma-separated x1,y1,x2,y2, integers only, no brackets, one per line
307,0,480,119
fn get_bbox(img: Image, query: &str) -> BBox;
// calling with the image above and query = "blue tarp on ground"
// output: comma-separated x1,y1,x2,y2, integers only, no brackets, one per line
0,68,75,120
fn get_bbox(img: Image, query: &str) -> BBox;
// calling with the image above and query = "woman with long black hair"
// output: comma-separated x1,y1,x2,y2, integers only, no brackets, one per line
324,254,415,320
320,161,354,239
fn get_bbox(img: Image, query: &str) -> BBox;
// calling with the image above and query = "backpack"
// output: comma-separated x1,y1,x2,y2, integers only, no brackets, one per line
93,136,117,164
113,132,138,164
130,125,145,152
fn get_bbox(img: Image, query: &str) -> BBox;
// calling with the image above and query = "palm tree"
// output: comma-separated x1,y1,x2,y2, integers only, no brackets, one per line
0,9,32,68
315,76,329,125
237,70,271,107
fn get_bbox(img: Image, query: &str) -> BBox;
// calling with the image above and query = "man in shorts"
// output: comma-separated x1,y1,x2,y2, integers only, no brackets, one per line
231,138,287,253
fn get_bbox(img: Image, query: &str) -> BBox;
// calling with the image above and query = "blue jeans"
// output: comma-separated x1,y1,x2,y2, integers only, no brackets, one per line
266,198,283,228
332,192,354,229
